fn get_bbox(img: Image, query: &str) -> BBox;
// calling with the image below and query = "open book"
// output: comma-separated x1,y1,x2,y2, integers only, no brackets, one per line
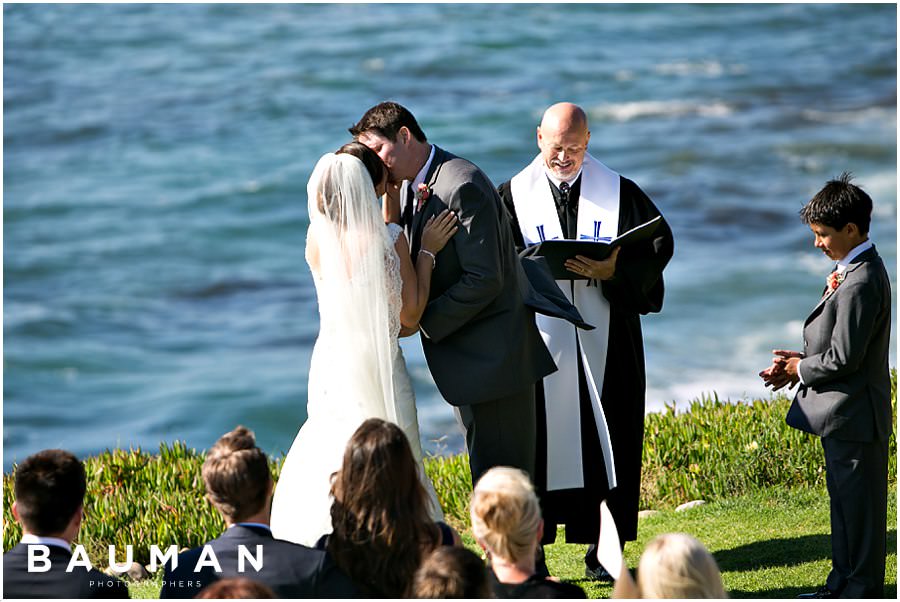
520,215,663,280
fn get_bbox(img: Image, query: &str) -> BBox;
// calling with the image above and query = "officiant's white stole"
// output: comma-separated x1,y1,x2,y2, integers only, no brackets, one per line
510,153,620,491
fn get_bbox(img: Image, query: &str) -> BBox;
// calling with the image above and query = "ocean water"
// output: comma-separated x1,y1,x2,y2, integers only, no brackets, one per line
4,3,897,469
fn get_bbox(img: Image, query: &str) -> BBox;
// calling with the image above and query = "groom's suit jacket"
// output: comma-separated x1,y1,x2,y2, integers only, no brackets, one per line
785,246,892,441
402,146,556,406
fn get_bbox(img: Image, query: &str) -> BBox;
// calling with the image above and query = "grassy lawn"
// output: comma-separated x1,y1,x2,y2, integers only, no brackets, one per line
538,485,897,599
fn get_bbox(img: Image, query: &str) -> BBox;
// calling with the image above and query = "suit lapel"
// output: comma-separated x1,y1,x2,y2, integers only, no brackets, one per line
805,247,876,323
409,146,447,254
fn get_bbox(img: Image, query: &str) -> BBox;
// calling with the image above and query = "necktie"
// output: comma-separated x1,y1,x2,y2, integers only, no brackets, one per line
402,183,414,228
559,181,570,208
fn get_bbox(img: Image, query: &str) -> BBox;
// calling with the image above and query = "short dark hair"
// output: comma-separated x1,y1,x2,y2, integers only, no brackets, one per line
14,449,86,535
413,546,491,599
800,172,873,235
202,426,271,523
349,101,427,143
336,140,385,188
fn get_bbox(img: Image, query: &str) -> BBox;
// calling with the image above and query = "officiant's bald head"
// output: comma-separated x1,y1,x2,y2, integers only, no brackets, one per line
538,103,590,182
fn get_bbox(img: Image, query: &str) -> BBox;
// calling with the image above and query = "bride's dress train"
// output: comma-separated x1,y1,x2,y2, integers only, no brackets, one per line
270,218,442,547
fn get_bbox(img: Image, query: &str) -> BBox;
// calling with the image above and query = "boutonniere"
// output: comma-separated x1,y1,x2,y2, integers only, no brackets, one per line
415,183,430,211
827,271,845,292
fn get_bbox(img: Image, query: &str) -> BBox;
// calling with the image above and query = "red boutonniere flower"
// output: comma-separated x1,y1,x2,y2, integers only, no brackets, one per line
827,271,845,292
415,183,430,211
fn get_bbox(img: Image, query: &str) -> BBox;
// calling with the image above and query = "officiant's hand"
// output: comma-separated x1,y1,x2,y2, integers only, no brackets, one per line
565,246,620,280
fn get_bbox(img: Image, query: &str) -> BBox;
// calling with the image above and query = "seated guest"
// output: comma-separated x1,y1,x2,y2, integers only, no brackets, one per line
194,577,276,599
613,533,726,599
413,546,492,598
3,449,129,598
326,418,460,597
471,467,586,599
160,426,358,599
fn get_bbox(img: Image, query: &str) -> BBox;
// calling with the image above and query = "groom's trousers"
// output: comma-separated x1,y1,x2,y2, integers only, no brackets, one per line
456,384,536,486
822,436,889,599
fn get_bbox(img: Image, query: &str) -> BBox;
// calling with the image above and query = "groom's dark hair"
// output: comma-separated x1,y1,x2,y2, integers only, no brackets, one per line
14,449,86,535
349,102,428,143
800,171,873,235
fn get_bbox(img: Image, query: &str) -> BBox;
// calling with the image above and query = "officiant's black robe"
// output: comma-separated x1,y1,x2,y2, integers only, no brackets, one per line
498,175,674,543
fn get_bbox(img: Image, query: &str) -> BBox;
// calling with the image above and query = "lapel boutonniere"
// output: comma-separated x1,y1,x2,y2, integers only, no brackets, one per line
415,183,430,211
826,270,845,292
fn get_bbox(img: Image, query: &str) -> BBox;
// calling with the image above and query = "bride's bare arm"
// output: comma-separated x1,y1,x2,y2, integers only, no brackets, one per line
383,183,402,224
396,210,458,333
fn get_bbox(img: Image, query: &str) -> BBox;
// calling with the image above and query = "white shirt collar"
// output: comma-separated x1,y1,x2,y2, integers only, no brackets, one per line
836,239,873,271
21,534,71,552
412,145,436,190
542,164,582,190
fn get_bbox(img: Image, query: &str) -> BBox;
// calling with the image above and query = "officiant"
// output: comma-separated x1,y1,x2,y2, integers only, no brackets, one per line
498,102,674,580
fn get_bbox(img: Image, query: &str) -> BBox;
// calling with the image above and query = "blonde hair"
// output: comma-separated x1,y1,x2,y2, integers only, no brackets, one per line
637,533,727,599
469,467,541,564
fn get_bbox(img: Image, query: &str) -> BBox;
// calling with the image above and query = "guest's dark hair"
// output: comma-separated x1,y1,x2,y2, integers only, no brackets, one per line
328,418,440,597
195,577,276,599
413,546,491,599
202,426,271,524
14,449,86,535
800,172,873,235
349,101,428,143
336,140,385,188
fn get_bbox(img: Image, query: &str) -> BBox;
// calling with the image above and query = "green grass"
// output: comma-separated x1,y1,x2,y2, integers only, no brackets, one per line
4,375,896,598
539,485,897,598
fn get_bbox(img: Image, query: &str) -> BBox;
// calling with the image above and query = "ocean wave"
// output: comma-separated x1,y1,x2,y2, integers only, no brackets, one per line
588,99,733,122
800,106,895,125
654,60,747,77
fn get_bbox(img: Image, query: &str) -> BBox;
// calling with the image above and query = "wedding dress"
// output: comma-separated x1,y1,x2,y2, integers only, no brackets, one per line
270,153,442,547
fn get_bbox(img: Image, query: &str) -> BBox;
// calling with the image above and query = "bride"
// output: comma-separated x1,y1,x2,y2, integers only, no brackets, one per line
270,145,458,546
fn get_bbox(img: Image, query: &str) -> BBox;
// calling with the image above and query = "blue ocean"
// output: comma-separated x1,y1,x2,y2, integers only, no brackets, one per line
4,3,897,470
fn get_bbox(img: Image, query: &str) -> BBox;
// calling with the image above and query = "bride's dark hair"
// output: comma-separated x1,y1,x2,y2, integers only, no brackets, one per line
336,141,385,189
328,418,440,597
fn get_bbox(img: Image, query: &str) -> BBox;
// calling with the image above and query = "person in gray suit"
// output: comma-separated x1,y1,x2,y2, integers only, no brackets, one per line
760,173,892,599
351,102,557,484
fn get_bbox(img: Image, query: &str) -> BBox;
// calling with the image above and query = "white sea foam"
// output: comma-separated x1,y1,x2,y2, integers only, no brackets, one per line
589,99,733,122
800,106,895,126
654,60,747,77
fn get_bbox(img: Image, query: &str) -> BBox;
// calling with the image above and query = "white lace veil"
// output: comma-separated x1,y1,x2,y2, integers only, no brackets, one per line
306,152,400,426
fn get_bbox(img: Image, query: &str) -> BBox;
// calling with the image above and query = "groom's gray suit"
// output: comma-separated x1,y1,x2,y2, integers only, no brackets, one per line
786,245,892,599
401,145,557,484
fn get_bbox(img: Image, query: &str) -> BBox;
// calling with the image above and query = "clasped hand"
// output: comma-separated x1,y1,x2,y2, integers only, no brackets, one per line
565,246,620,280
759,350,803,392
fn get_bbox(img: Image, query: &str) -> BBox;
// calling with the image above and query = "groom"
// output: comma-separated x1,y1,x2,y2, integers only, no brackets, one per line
351,102,556,484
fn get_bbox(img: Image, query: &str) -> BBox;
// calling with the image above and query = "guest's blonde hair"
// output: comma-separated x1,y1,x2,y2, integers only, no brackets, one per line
470,467,541,564
636,533,727,598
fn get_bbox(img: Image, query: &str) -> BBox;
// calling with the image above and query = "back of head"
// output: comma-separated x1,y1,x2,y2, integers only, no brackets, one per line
348,101,428,143
637,533,727,599
310,152,379,226
413,546,491,599
195,577,276,599
800,171,873,235
202,426,270,524
328,418,438,597
14,449,85,535
470,466,541,565
336,140,385,190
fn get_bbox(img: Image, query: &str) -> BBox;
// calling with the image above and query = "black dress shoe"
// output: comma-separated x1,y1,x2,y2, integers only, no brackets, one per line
797,586,838,599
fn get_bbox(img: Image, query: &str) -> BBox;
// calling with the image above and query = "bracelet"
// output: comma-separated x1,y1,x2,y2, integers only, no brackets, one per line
419,249,436,269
